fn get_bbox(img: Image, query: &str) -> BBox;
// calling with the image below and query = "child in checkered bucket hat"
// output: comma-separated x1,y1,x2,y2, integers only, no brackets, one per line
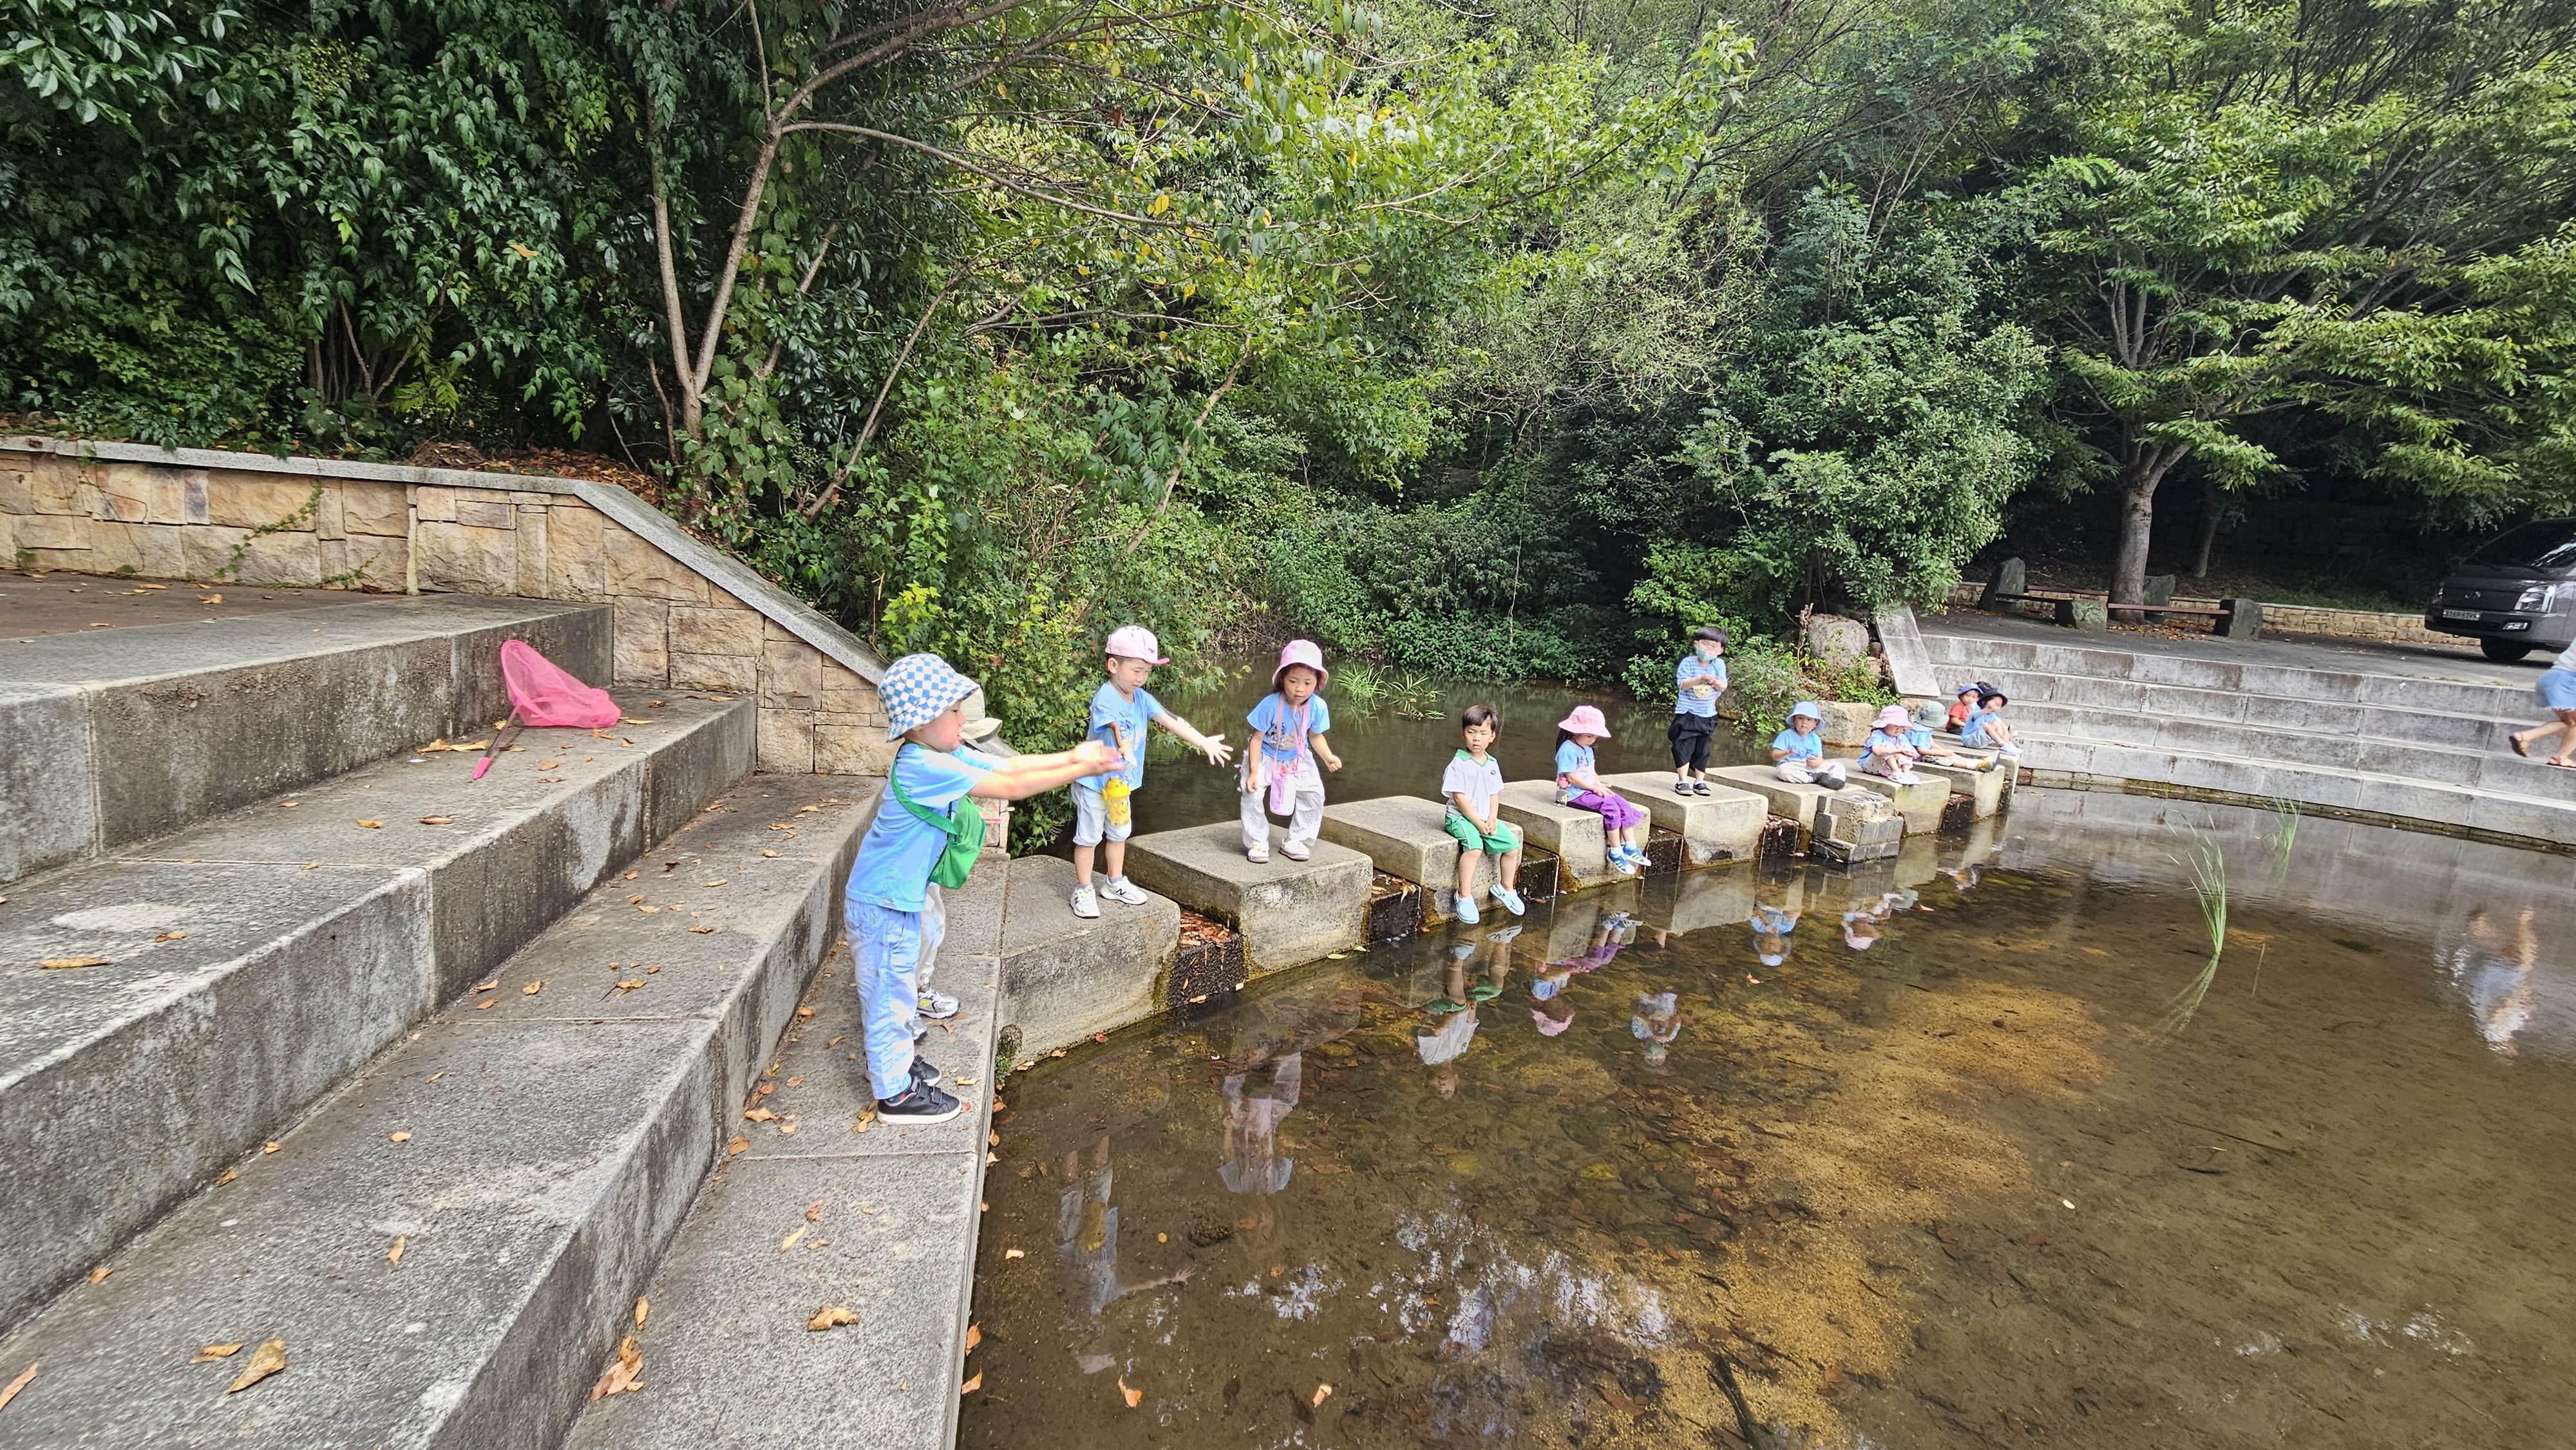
844,654,1121,1125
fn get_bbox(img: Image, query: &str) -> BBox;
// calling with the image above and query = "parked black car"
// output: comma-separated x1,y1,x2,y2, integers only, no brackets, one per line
2427,518,2576,661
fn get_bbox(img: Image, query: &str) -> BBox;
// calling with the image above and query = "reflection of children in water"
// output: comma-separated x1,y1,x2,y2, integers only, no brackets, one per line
1556,911,1638,975
1841,891,1917,951
1219,1052,1302,1271
1750,904,1799,967
1056,1135,1194,1375
1629,990,1682,1068
1419,926,1524,1092
2450,907,2541,1057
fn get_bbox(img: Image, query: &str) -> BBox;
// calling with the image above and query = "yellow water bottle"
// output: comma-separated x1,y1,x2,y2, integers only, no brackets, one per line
1103,775,1132,829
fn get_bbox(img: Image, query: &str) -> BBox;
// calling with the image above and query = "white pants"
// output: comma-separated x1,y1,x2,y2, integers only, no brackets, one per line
1776,758,1846,785
1859,754,1922,784
1240,755,1325,852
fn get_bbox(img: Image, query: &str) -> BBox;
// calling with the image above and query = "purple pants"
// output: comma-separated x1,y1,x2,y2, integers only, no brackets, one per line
1569,789,1645,831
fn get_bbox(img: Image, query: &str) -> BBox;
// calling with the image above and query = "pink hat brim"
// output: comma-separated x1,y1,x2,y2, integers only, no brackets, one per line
1556,711,1611,737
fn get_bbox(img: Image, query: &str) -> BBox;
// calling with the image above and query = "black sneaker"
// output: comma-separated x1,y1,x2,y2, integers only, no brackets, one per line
876,1081,963,1125
911,1056,943,1089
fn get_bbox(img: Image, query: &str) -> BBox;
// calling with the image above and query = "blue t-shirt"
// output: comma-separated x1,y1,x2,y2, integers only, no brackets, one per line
1902,726,1938,753
1553,740,1597,782
1674,655,1728,717
1962,710,2004,746
846,742,998,914
1247,693,1330,764
1862,730,1915,760
1081,681,1162,792
1771,728,1823,761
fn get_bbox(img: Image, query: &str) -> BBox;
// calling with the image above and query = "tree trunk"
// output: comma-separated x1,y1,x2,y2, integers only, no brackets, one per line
2192,482,2222,579
2109,440,2186,606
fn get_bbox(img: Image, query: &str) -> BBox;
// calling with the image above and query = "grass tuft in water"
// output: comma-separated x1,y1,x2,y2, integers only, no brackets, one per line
2157,822,2230,1035
2268,795,2302,869
1334,660,1387,711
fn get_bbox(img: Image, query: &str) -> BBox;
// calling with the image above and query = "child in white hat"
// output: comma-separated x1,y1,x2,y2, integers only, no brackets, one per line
1240,640,1340,862
850,654,1119,1123
1069,624,1233,918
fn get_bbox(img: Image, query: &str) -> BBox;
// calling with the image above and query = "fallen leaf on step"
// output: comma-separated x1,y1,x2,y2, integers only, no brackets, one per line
216,1169,236,1185
388,1132,410,1143
628,894,645,904
795,1006,816,1020
615,979,645,993
419,740,450,753
226,1339,285,1393
476,999,495,1010
0,1362,33,1411
522,981,543,995
88,1266,111,1284
804,1198,824,1222
1119,1375,1143,1408
42,957,108,970
778,1122,797,1135
965,1323,982,1353
952,1077,978,1088
988,1129,999,1147
200,594,222,605
701,880,726,888
960,1370,982,1395
386,1236,406,1266
744,1108,776,1123
453,740,489,751
826,1035,845,1048
261,1142,278,1154
356,819,383,829
779,1225,808,1253
727,1136,748,1156
154,931,185,942
761,849,779,857
190,1344,243,1364
538,760,558,769
688,925,712,934
418,816,453,826
1004,1248,1024,1259
634,1295,649,1328
1049,1049,1066,1059
807,1306,858,1332
278,801,298,808
638,906,659,914
1094,1033,1108,1044
589,1335,643,1398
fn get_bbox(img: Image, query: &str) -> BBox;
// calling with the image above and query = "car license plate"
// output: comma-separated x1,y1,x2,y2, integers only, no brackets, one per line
2441,608,2482,621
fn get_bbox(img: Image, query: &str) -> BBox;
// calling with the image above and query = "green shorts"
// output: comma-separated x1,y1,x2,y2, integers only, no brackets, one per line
1444,809,1521,855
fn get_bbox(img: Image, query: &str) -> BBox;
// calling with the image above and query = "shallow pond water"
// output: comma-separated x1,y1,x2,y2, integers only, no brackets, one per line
1090,661,1766,842
962,793,2576,1447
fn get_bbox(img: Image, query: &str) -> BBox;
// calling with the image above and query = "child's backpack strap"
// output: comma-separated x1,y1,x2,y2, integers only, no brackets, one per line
887,746,987,889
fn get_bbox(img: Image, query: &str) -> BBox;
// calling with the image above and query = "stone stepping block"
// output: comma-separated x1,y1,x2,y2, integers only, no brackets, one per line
994,854,1179,1059
1596,771,1768,865
1121,822,1371,974
0,691,750,1338
1705,765,1846,829
1493,781,1634,890
0,776,866,1448
571,850,1008,1450
1916,759,2007,819
1839,771,1951,834
1641,864,1760,936
1317,795,1538,923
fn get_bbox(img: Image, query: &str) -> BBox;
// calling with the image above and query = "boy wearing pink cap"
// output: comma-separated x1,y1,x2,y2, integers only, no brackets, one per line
1071,625,1235,919
1240,639,1341,862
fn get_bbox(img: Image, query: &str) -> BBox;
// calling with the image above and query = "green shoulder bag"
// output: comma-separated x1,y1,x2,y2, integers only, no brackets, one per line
888,754,987,889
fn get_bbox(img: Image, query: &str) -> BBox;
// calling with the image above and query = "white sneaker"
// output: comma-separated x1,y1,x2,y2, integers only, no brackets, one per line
1281,843,1311,862
1101,876,1149,907
1070,883,1100,919
1246,845,1271,863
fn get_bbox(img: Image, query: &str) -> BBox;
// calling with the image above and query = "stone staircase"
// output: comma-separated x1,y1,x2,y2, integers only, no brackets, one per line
0,595,886,1446
1921,618,2576,847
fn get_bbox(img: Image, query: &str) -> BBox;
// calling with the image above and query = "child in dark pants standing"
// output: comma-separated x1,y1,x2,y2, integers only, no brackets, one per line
1667,625,1728,795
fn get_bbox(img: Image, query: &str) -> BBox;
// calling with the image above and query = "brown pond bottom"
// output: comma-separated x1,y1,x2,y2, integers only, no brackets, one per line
963,796,2576,1448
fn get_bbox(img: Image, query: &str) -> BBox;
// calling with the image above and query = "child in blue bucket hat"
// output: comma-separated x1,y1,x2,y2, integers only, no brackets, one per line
849,654,1120,1123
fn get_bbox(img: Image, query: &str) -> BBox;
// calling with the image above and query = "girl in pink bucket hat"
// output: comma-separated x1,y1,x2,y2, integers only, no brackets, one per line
1239,640,1340,862
1553,704,1647,876
1856,703,1927,784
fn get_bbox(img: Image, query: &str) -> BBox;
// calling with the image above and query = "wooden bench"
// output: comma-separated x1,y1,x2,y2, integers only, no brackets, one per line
1983,592,2260,637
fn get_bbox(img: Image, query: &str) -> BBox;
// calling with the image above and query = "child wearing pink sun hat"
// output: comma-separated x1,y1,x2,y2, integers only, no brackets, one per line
1553,704,1647,876
1239,640,1341,862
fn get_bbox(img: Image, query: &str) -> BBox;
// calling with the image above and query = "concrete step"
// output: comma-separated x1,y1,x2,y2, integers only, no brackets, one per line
0,595,611,883
2004,701,2576,798
2013,732,2576,845
567,849,1009,1450
0,776,869,1449
1921,629,2539,728
1123,822,1369,972
996,854,1181,1058
1938,657,2532,759
0,693,751,1335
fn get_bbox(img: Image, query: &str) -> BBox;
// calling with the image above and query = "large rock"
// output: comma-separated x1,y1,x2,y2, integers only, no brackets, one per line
1596,771,1767,865
1121,822,1370,972
1812,701,1879,747
1804,614,1871,670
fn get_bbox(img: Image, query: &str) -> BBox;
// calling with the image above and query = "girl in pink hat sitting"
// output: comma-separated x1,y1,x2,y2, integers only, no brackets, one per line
1554,704,1647,876
1856,704,1927,784
1240,639,1342,862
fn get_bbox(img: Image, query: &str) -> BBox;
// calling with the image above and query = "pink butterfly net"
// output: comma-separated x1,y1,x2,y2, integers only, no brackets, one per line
478,639,619,779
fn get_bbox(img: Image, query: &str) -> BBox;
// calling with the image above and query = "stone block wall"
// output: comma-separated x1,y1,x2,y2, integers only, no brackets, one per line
1942,581,2460,650
0,442,893,776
